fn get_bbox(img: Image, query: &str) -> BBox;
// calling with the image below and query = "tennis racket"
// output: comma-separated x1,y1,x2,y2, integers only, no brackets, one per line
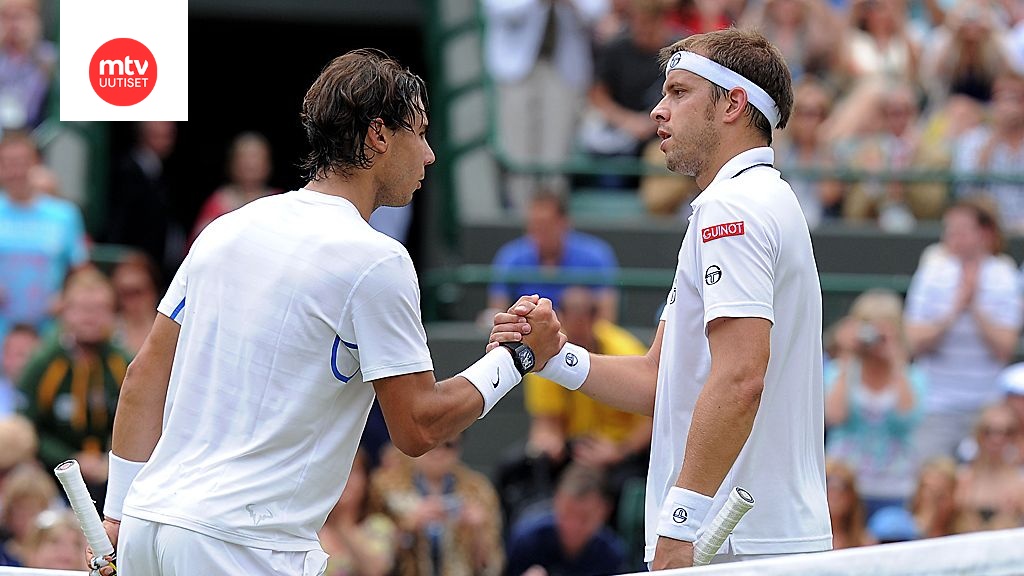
692,486,755,566
54,460,117,575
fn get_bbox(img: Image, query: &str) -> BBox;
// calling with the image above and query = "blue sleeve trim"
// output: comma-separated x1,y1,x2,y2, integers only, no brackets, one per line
170,297,186,321
331,336,357,382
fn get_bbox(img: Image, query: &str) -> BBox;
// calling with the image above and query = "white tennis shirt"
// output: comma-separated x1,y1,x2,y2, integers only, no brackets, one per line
124,188,433,551
644,148,832,561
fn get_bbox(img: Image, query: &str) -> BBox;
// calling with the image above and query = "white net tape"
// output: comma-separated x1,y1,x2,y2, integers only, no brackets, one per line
622,527,1024,575
1,527,1021,576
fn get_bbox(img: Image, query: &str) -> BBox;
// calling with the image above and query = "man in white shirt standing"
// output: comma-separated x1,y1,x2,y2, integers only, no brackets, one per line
89,49,564,576
489,28,832,569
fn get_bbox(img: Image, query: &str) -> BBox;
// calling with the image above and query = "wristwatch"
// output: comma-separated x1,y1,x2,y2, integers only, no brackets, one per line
500,341,536,375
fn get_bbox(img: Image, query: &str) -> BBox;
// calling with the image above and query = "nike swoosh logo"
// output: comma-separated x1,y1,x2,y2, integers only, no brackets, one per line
491,367,500,388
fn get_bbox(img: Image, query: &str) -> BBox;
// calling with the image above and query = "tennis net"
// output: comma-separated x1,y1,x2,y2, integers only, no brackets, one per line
623,527,1024,575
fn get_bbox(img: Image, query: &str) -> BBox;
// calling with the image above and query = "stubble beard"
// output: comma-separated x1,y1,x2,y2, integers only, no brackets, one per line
374,177,414,210
666,105,720,180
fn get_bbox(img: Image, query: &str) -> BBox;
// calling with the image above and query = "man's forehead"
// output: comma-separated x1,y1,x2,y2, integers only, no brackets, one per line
662,68,704,90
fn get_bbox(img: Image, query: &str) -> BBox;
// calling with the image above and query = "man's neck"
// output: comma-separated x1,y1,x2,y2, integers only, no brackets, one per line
695,133,769,190
5,188,35,205
304,175,375,222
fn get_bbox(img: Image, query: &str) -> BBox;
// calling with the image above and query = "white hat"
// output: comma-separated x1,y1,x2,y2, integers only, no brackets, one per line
997,362,1024,397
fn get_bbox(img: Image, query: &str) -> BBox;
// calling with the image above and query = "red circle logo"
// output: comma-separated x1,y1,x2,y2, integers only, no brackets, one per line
89,38,157,106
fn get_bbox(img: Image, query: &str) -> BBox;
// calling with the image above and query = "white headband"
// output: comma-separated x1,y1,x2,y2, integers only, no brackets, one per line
665,51,781,129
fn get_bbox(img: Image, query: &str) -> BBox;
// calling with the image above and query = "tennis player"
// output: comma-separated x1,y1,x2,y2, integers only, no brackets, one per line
88,49,564,575
490,28,832,568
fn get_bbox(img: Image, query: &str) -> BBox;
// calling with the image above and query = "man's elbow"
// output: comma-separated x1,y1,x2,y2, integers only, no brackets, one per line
389,410,448,457
732,376,764,412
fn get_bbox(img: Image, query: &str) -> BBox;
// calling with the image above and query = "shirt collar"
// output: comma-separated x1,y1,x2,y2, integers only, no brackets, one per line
690,147,775,210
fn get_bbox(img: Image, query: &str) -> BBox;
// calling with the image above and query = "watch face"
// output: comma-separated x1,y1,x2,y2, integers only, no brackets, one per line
518,347,535,372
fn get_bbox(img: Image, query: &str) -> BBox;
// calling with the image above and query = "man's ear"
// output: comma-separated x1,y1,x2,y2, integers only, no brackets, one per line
365,118,388,155
723,87,750,125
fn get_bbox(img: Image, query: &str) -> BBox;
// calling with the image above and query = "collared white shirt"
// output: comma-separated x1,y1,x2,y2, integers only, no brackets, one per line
645,148,832,560
125,188,433,551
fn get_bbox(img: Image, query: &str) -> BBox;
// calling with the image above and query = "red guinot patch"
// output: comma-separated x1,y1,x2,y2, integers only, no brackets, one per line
702,221,745,243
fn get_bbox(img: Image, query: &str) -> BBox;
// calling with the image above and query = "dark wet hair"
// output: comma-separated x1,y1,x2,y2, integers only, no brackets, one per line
298,48,428,181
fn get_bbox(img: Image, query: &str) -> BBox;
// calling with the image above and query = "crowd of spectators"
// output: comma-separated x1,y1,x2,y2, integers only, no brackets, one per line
484,0,1024,232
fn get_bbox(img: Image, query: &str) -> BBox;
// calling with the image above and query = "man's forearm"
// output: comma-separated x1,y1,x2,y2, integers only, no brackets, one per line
577,353,658,416
676,373,763,497
111,364,168,461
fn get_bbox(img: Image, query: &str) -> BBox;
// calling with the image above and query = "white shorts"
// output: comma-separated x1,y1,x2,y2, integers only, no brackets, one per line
118,515,329,575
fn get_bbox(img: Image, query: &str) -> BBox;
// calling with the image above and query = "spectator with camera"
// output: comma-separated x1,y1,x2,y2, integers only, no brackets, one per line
825,288,926,519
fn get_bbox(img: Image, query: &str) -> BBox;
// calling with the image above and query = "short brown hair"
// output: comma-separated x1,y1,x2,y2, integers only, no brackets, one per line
299,48,428,181
658,28,793,143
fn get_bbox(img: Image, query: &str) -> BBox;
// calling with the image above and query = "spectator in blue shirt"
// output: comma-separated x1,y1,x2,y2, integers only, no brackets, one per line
0,131,88,344
504,463,626,576
487,189,619,322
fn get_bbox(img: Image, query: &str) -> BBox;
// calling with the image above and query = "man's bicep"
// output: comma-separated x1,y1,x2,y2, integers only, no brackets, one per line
133,314,181,378
706,317,770,378
371,370,436,450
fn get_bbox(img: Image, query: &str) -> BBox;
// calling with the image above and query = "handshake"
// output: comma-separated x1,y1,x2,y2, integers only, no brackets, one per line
486,295,589,391
462,294,592,418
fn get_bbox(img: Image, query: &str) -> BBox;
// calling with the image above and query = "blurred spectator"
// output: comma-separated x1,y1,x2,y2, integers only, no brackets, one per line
103,121,184,285
867,505,920,543
637,137,699,219
26,164,59,199
0,462,57,567
494,286,650,529
17,267,130,500
773,76,843,228
738,0,845,84
370,434,504,576
575,0,667,190
188,131,281,251
369,203,415,245
486,189,619,323
0,130,88,343
953,403,1024,532
504,463,626,576
321,448,397,576
482,0,609,211
0,414,36,494
665,0,733,38
952,69,1024,232
20,509,85,571
0,0,55,131
844,0,921,86
826,457,875,549
593,0,630,46
920,0,1010,107
997,362,1024,458
109,250,160,356
909,455,960,538
825,289,925,519
0,324,37,415
904,198,1022,466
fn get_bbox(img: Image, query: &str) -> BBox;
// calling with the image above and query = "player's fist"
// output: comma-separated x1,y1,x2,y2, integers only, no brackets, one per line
523,298,564,370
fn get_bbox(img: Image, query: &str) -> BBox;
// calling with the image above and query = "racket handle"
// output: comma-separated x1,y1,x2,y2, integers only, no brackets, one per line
54,460,116,559
692,487,755,566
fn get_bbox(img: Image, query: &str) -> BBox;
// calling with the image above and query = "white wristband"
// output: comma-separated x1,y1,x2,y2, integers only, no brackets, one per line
656,486,714,543
104,452,147,521
458,347,523,418
535,342,590,390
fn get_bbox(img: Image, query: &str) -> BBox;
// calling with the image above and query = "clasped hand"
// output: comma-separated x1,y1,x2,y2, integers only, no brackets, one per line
486,295,566,371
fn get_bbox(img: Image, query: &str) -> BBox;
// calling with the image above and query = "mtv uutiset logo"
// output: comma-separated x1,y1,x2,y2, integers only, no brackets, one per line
89,38,157,106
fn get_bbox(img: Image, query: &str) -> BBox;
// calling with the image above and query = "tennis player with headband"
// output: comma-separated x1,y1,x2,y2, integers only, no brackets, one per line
489,28,832,568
